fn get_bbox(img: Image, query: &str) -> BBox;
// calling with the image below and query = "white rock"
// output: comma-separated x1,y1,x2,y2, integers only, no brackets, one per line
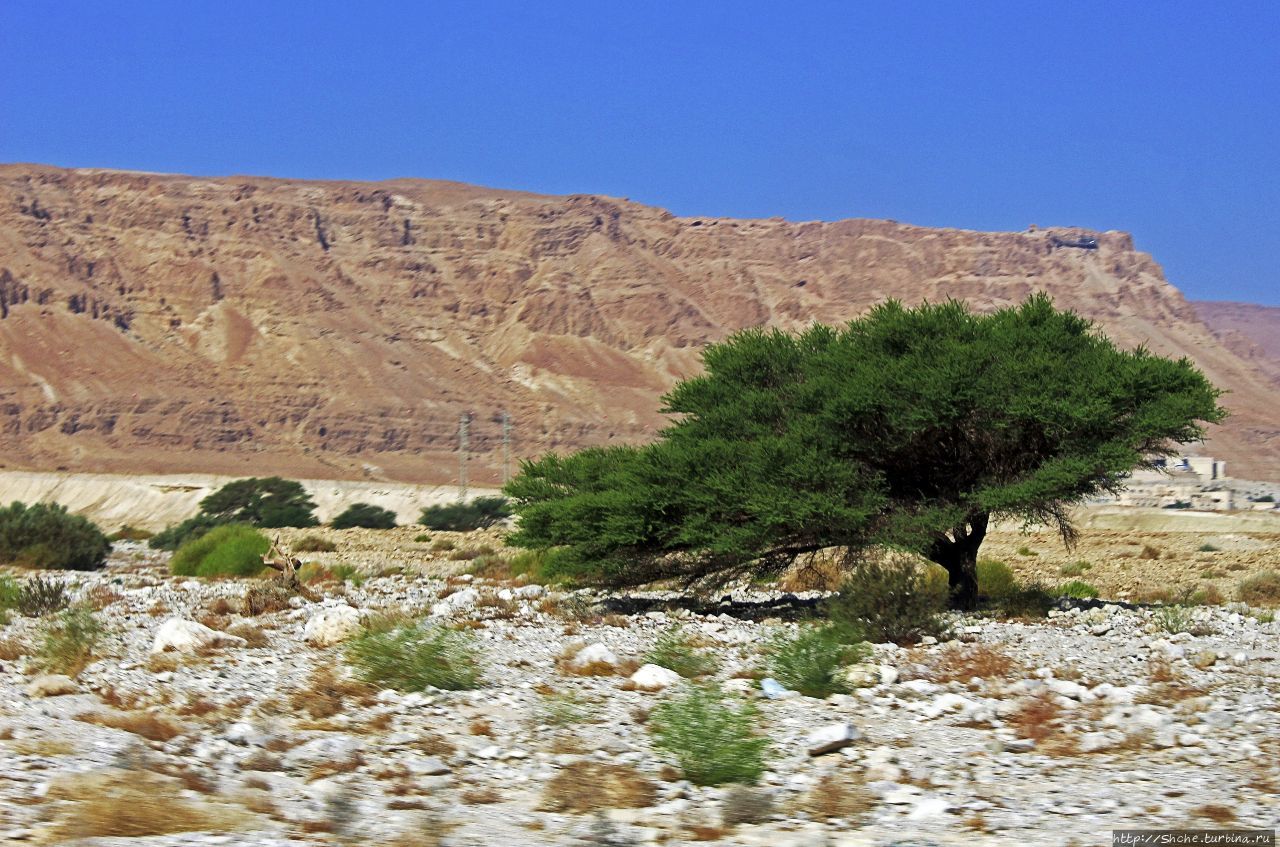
570,642,618,670
1077,731,1117,753
908,796,951,819
1046,679,1091,701
843,664,879,688
514,584,545,599
806,723,862,756
629,664,682,692
25,674,78,698
431,587,479,616
302,605,364,647
283,734,363,770
151,618,247,654
898,679,940,696
877,665,899,685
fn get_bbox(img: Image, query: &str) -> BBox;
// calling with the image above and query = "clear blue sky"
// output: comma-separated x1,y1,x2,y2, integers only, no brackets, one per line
2,1,1276,305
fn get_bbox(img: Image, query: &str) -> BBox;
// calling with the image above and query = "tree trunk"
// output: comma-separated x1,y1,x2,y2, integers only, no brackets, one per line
927,512,989,610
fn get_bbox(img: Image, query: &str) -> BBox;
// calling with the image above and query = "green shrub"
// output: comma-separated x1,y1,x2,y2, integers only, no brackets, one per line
1238,571,1280,607
535,692,591,727
765,624,869,697
107,525,153,542
37,607,103,676
293,535,338,553
346,623,483,691
414,533,432,543
15,576,70,616
0,502,110,571
976,559,1018,600
644,627,720,679
199,477,319,528
508,549,550,581
149,514,228,551
1153,605,1193,634
993,582,1056,618
331,503,397,530
169,525,270,578
1197,543,1221,553
430,538,455,553
1016,546,1038,557
418,497,511,532
649,684,769,786
1056,580,1099,599
826,555,948,644
1059,561,1092,577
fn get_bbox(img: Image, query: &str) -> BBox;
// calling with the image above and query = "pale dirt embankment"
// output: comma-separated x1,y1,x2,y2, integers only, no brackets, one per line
0,470,500,531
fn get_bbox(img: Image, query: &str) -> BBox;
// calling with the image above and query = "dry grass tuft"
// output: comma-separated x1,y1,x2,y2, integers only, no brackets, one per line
1192,803,1237,824
226,621,269,648
84,585,123,610
795,771,875,822
242,584,293,616
925,644,1020,683
1008,693,1062,743
1138,544,1162,560
0,636,28,661
538,760,657,812
289,666,377,719
77,710,187,742
42,769,253,840
469,718,494,737
460,786,502,804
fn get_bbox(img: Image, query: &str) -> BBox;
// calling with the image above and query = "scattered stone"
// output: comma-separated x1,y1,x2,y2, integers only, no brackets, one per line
806,723,862,756
151,618,247,654
25,674,78,698
629,664,681,691
302,604,364,647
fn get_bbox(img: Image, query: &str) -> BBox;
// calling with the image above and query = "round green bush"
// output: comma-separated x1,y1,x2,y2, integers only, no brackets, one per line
0,501,110,571
976,559,1018,600
170,524,271,578
331,502,397,530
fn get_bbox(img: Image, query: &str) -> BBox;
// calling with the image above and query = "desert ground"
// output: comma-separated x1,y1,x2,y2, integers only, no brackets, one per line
0,512,1277,846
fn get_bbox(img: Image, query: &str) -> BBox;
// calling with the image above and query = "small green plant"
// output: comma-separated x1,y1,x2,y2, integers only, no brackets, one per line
648,684,769,786
346,623,483,691
535,692,591,727
298,561,365,586
976,559,1018,600
993,582,1056,618
107,525,154,542
1016,546,1038,557
1059,561,1092,577
826,555,948,644
293,535,338,553
37,607,103,676
1056,580,1099,600
331,503,397,530
414,533,432,543
508,549,550,581
149,514,228,551
1197,543,1221,553
1238,571,1280,607
0,502,110,571
430,538,456,553
765,624,869,697
418,497,511,532
17,576,71,616
1153,605,1193,634
644,627,720,679
169,525,270,578
1252,610,1276,624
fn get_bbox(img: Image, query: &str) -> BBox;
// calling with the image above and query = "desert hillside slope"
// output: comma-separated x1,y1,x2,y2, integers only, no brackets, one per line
0,164,1276,482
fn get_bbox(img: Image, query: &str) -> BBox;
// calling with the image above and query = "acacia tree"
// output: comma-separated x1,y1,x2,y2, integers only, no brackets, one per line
198,477,319,528
505,296,1224,608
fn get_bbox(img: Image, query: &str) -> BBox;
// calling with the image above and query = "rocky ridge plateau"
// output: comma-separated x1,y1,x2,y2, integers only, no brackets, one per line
0,164,1276,482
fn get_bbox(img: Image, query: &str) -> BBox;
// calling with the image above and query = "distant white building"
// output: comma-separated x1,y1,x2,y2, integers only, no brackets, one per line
1114,455,1235,511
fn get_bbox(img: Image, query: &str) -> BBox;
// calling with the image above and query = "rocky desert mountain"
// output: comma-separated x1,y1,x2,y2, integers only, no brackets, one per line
1192,300,1280,384
0,163,1276,483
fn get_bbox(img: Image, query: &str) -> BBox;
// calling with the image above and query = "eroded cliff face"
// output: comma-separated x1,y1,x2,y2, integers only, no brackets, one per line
0,164,1275,482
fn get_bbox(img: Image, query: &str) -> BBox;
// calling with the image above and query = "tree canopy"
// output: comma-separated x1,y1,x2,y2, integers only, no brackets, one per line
504,295,1225,607
198,477,319,529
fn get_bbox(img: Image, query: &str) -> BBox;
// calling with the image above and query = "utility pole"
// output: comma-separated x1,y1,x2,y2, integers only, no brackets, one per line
458,412,470,501
501,411,512,484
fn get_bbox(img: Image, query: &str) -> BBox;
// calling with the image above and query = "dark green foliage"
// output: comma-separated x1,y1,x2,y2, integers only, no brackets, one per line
346,623,483,691
976,559,1019,599
331,502,397,530
17,576,71,616
170,525,271,578
0,502,110,571
649,684,769,786
506,296,1224,607
644,627,720,678
765,624,869,697
993,582,1056,618
418,497,511,531
198,477,319,528
1056,580,1099,599
149,514,228,551
826,555,949,644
